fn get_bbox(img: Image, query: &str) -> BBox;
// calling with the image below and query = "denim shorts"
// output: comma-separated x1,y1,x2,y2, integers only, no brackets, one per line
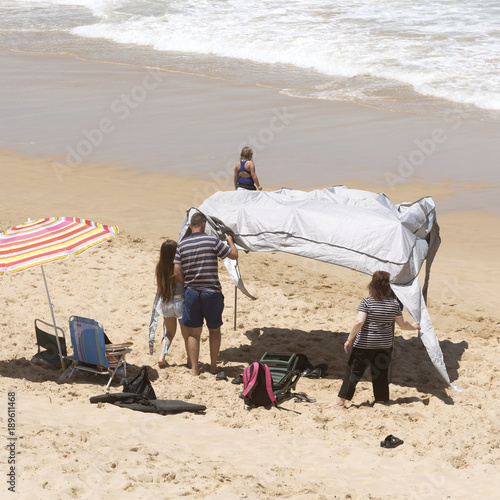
181,288,224,329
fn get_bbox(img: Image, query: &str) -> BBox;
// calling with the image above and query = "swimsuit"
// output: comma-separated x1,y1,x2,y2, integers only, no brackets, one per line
237,161,256,190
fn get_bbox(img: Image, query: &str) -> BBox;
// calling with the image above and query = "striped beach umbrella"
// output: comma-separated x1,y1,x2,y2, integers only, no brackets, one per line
0,217,119,275
0,217,119,370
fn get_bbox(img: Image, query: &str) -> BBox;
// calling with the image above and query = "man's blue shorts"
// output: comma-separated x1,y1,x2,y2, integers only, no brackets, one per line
181,288,224,329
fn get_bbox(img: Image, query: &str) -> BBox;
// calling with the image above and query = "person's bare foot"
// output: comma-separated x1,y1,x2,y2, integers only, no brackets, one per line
333,397,346,408
190,363,200,376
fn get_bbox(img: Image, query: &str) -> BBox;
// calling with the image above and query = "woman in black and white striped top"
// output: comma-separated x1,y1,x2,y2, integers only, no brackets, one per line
334,271,419,408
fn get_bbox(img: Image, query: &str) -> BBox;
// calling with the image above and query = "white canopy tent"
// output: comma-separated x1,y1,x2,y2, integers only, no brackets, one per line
169,186,459,390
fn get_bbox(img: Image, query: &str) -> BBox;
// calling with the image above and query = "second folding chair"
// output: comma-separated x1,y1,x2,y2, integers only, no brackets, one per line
259,352,302,399
31,318,68,369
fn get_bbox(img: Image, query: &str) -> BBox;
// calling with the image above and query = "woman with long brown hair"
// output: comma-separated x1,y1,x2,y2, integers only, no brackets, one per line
334,271,419,408
155,239,186,368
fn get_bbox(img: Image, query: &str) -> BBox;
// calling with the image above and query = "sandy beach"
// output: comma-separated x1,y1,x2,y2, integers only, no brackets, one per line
1,50,500,499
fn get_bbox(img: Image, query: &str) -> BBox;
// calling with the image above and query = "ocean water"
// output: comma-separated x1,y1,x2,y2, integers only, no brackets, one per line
1,0,500,122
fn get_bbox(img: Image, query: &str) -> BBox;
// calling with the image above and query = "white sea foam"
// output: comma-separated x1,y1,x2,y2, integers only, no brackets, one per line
5,0,500,112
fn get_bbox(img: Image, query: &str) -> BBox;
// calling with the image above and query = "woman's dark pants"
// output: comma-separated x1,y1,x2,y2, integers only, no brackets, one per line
338,347,392,401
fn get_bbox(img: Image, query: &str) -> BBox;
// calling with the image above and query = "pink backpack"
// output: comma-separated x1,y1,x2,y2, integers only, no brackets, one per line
242,362,277,407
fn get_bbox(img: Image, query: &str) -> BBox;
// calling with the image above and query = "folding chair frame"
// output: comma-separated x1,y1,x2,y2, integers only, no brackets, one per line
259,352,302,397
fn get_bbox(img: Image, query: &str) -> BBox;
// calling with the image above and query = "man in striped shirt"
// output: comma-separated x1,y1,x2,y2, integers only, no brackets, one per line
174,212,238,376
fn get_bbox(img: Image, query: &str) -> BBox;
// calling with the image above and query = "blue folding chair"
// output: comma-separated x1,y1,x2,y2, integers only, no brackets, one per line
61,316,132,388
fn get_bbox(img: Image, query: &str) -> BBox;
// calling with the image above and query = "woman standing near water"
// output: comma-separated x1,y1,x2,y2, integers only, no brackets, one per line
234,147,263,191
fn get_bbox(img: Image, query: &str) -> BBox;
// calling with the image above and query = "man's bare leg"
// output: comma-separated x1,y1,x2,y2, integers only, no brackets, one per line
208,327,221,374
178,321,191,368
182,326,202,376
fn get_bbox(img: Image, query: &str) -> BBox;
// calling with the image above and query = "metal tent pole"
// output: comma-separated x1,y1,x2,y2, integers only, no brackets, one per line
234,285,237,331
41,265,66,371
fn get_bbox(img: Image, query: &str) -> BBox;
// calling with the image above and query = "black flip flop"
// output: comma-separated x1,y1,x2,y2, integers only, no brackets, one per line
231,374,243,384
303,363,329,379
380,435,404,448
216,371,228,381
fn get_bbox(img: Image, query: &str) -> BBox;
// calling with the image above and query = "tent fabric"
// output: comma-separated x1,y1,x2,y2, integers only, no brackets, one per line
176,186,460,391
181,186,439,286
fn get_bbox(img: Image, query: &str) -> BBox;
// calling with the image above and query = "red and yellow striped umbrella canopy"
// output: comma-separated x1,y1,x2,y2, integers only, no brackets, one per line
0,217,119,275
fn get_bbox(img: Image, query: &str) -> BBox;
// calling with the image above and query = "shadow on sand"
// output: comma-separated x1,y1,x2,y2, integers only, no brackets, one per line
219,326,467,403
0,356,147,388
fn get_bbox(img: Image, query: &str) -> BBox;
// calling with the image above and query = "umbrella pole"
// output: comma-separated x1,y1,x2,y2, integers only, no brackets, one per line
41,265,66,372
